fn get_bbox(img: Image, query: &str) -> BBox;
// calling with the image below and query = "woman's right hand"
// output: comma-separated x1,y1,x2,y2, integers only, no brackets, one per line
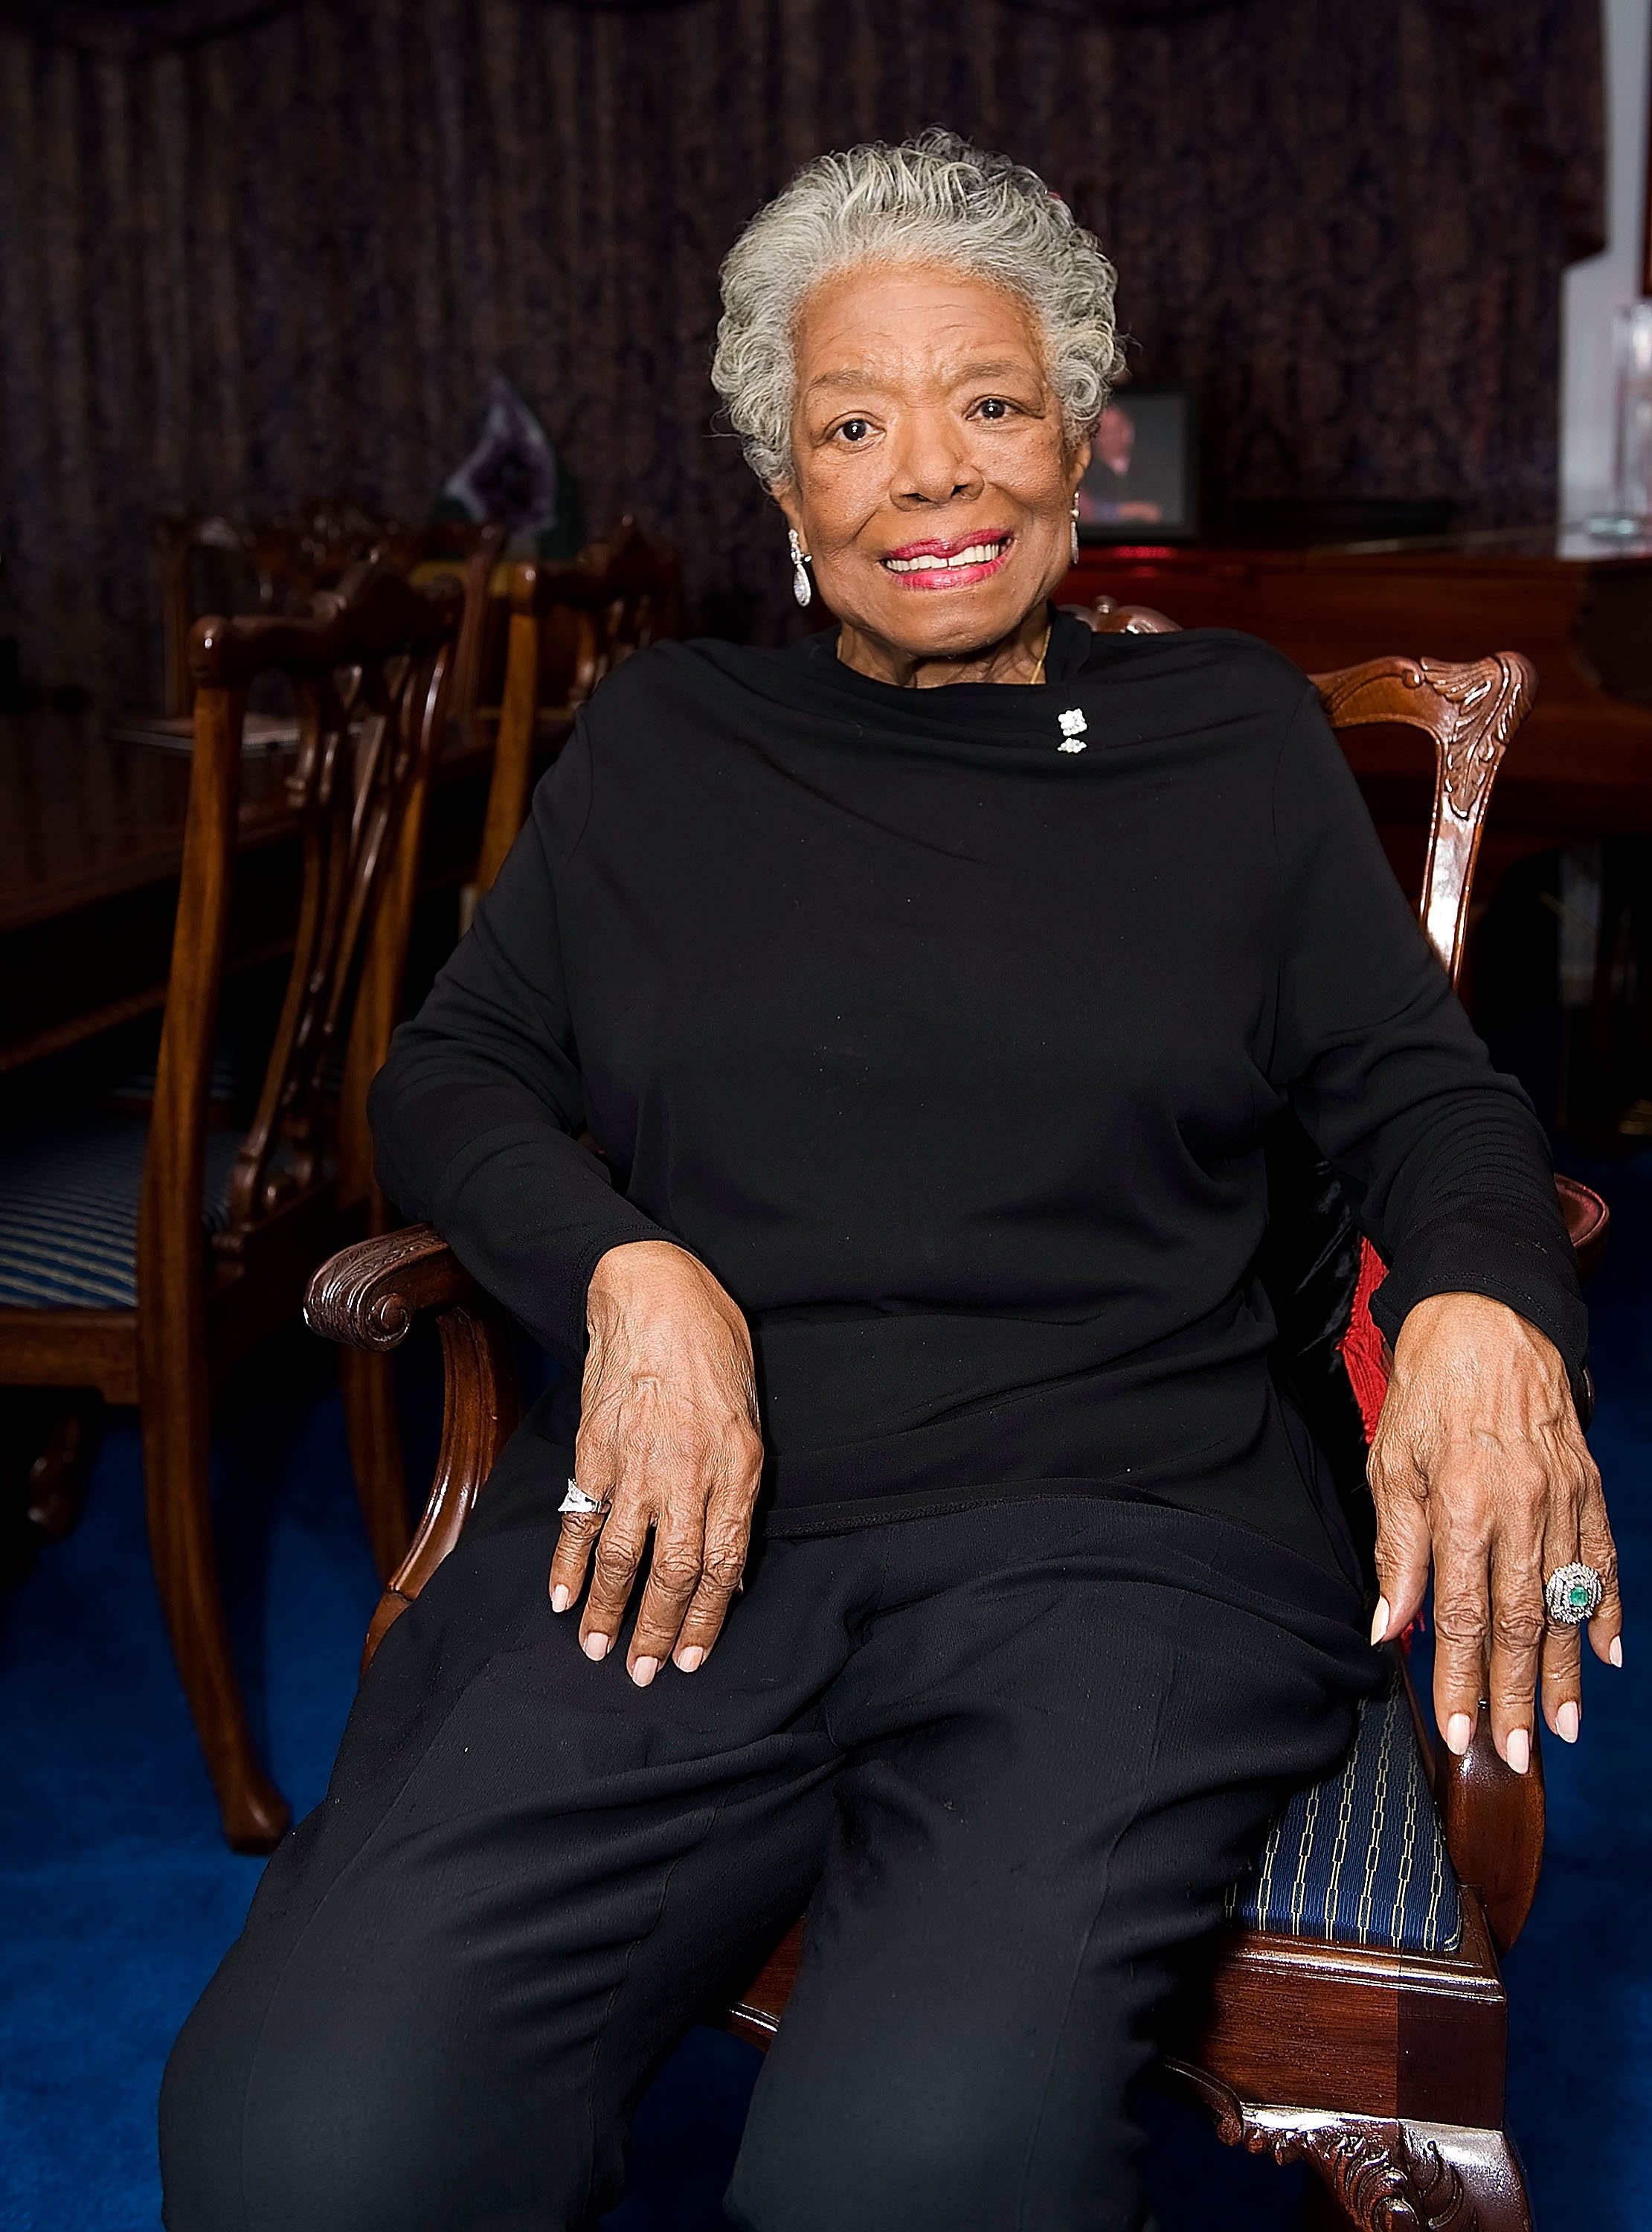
550,1240,765,1685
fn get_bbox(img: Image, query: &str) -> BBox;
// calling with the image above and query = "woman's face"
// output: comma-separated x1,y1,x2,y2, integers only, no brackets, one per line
776,263,1090,667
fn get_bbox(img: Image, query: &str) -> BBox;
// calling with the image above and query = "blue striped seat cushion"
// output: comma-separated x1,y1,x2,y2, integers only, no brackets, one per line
0,1117,245,1310
106,1039,245,1112
1230,1666,1462,1954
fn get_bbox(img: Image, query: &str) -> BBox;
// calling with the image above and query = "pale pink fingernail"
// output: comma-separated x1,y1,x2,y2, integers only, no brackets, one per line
582,1632,610,1662
675,1646,704,1673
1556,1699,1581,1744
1444,1713,1473,1755
631,1656,658,1688
550,1585,570,1614
1610,1635,1624,1669
1505,1728,1531,1776
1369,1597,1389,1647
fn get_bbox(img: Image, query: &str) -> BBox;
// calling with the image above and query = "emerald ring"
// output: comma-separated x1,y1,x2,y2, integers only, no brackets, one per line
1544,1563,1603,1627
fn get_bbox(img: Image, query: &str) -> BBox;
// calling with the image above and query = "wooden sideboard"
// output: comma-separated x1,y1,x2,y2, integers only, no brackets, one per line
1061,528,1652,912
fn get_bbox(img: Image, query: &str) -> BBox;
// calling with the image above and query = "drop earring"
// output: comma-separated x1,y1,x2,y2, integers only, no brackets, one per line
788,527,812,609
1070,494,1081,565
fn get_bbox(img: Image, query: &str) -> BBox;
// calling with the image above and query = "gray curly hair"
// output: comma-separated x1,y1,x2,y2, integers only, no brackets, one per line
711,130,1125,490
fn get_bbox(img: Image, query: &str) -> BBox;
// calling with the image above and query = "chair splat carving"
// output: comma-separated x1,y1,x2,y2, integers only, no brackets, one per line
190,583,455,1247
156,502,501,743
179,570,457,1262
1308,652,1534,983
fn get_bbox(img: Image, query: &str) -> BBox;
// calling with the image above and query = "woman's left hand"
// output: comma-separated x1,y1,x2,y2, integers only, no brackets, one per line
1367,1290,1622,1771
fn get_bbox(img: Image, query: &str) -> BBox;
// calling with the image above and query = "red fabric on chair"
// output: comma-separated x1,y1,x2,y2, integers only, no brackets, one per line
1337,1180,1608,1447
1337,1238,1390,1443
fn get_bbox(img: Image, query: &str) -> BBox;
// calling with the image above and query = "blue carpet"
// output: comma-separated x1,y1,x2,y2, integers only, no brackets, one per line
1502,1148,1652,2229
2,1166,1648,2231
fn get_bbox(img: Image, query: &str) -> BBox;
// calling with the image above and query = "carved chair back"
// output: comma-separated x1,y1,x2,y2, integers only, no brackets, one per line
146,562,463,1303
1314,655,1529,984
157,504,500,737
476,519,681,894
373,520,506,748
157,501,387,717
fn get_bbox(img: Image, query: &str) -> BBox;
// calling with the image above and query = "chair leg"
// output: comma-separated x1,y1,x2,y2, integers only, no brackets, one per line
1284,2115,1534,2231
338,1347,411,1582
1405,2124,1534,2232
25,1393,104,1539
141,1390,289,1853
1162,2063,1536,2232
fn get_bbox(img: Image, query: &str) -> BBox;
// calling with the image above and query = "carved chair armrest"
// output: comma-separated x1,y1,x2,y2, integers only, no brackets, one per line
1427,1176,1605,1949
1378,1173,1604,1953
1436,1705,1544,1955
1397,1648,1541,1954
304,1223,480,1348
305,1227,521,1669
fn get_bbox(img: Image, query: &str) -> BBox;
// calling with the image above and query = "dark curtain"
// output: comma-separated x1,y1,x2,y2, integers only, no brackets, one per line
0,0,1264,43
0,0,1603,702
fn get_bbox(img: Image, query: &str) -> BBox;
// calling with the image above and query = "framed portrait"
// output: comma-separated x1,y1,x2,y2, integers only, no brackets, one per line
1076,385,1198,542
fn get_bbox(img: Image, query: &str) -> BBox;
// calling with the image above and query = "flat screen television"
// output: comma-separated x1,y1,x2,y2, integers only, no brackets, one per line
1076,385,1197,542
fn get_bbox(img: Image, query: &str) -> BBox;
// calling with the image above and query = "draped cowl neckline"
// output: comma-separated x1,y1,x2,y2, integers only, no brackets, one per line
684,605,1127,765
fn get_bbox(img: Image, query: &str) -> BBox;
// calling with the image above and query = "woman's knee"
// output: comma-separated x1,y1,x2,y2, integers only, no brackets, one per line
159,1952,401,2232
727,2056,1148,2232
160,1944,600,2232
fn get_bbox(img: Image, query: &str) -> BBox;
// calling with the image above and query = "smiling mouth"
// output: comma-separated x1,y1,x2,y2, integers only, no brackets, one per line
881,534,1013,581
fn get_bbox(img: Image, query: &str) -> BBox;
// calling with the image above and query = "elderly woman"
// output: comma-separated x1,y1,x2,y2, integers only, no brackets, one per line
162,134,1619,2232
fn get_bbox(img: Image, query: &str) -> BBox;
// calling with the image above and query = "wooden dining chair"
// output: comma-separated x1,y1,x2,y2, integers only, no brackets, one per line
155,504,501,745
0,562,462,1851
155,501,385,717
303,632,1605,2228
473,518,681,898
375,519,506,749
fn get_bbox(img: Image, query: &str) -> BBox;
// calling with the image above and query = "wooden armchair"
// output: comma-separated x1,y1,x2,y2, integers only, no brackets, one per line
304,639,1605,2228
0,562,462,1850
474,518,681,897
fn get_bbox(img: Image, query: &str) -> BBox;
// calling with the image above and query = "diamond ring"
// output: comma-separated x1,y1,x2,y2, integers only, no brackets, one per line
1544,1562,1604,1627
559,1478,612,1520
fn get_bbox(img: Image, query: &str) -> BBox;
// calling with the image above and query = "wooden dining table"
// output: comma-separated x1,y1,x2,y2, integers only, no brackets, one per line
0,712,494,1081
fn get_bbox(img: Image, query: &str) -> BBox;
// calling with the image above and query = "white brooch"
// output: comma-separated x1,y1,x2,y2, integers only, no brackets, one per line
1057,707,1088,753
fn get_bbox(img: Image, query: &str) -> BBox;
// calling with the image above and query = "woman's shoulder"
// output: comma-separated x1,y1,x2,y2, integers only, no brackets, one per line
581,634,801,728
1078,620,1314,714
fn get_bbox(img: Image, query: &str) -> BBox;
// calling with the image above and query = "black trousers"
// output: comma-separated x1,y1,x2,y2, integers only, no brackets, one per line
161,1414,1373,2232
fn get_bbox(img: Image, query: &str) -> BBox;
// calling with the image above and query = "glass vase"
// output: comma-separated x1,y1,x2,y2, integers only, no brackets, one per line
1590,301,1652,536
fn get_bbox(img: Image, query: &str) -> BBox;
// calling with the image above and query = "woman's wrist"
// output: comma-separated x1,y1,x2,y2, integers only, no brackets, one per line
589,1237,698,1299
588,1237,706,1327
586,1238,753,1368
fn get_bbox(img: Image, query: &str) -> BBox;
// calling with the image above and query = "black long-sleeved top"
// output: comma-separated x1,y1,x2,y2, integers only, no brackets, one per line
371,614,1584,1555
